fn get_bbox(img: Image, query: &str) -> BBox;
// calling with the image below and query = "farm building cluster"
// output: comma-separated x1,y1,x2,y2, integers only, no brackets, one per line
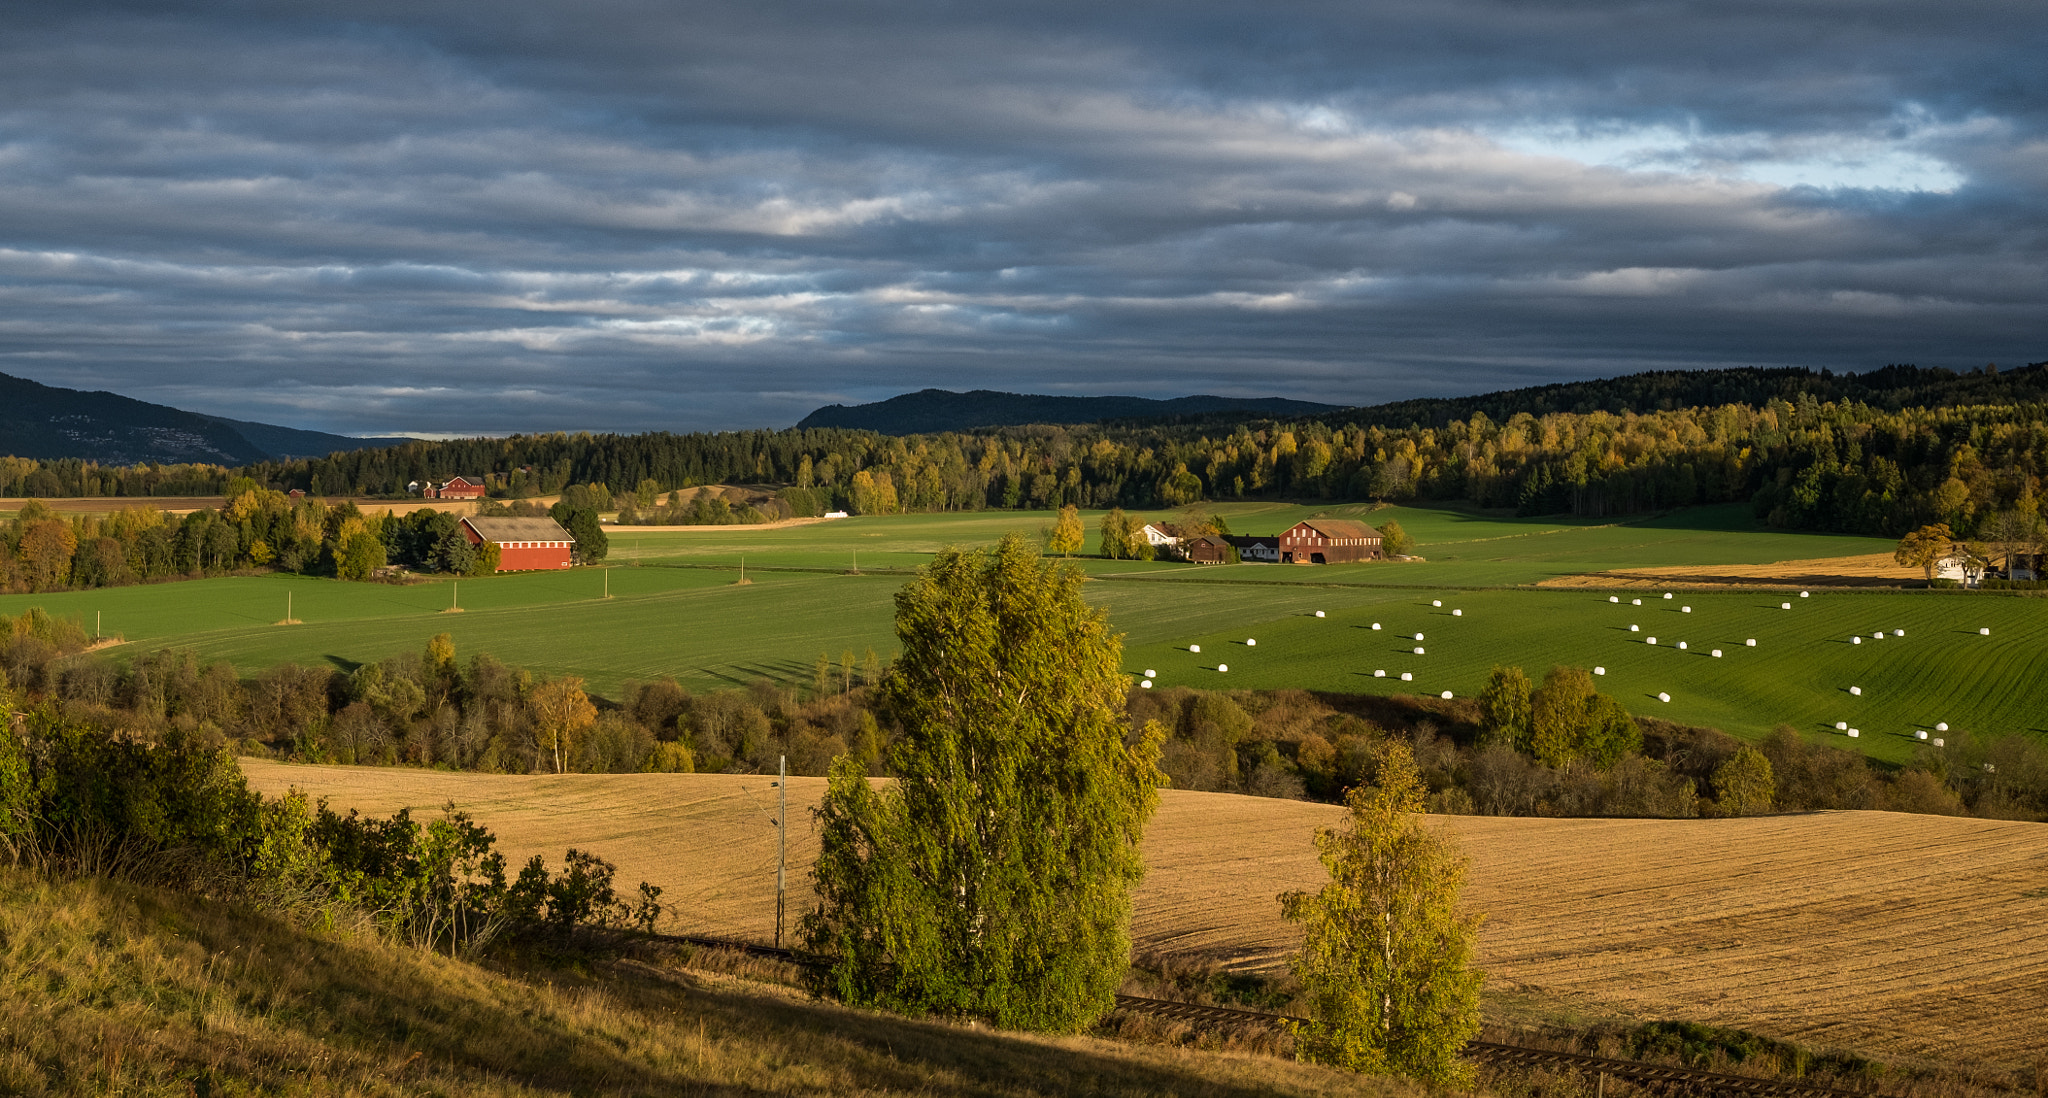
1144,518,1389,565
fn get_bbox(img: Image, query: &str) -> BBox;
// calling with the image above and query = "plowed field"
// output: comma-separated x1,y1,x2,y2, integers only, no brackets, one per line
1538,552,1927,589
241,761,2048,1067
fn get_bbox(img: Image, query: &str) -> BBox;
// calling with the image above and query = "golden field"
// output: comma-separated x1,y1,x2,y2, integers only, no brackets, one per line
241,760,2048,1068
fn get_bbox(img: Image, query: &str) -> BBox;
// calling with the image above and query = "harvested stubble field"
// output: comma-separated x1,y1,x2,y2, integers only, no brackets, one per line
1538,552,1929,589
242,760,2048,1070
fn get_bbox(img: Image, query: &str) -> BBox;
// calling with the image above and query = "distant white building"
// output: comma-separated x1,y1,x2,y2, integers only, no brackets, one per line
823,510,850,519
1937,549,1989,586
1140,523,1183,548
1225,535,1280,563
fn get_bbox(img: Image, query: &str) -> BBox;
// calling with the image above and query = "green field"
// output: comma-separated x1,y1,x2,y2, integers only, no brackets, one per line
5,503,2042,760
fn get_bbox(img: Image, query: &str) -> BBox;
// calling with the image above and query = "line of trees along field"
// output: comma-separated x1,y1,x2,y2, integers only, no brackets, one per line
0,488,610,594
10,385,2048,542
5,602,2040,824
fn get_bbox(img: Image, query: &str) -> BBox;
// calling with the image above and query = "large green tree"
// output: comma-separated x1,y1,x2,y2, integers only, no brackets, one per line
803,534,1163,1032
1281,743,1483,1084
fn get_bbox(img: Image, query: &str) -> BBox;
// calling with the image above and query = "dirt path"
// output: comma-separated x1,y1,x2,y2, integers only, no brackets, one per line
1539,552,1926,589
239,761,2048,1067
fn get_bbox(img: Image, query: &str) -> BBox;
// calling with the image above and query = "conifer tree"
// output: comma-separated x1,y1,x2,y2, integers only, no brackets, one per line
803,534,1163,1032
1281,743,1483,1084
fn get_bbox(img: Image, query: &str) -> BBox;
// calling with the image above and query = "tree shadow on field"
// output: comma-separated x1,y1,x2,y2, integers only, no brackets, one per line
323,654,362,673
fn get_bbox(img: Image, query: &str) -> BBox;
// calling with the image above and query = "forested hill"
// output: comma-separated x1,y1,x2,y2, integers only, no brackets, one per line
1329,363,2048,429
0,370,413,464
797,388,1343,433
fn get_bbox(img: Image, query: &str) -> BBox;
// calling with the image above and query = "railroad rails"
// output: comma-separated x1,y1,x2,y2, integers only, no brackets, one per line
657,933,1872,1098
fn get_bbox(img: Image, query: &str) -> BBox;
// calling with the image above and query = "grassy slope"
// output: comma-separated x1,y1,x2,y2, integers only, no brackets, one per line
3,503,2040,757
0,868,1405,1097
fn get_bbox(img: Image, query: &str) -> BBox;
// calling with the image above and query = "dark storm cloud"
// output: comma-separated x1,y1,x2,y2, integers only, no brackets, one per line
0,0,2041,434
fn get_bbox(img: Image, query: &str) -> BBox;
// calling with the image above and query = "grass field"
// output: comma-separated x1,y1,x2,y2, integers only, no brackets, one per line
239,761,2048,1071
6,502,2042,754
5,869,1405,1098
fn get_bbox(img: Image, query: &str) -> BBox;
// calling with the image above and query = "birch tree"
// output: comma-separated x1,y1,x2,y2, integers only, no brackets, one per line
1280,743,1483,1084
803,533,1163,1032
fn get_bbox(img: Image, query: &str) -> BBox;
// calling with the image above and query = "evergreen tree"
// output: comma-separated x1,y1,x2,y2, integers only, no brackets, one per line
1281,743,1483,1084
803,534,1163,1032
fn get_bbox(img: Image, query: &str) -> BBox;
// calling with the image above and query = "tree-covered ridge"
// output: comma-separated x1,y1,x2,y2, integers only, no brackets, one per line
6,363,2048,541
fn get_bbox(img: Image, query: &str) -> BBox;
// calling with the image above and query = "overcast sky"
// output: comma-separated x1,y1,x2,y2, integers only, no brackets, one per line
2,1,2042,435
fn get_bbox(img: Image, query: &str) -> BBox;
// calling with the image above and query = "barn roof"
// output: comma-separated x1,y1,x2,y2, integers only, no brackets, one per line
443,475,486,486
1295,518,1381,539
462,516,572,542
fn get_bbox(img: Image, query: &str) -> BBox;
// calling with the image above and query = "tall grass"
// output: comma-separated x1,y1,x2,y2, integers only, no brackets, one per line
0,868,1417,1097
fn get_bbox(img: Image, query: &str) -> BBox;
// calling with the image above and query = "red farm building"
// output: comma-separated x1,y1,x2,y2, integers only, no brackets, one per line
423,475,488,500
1277,519,1383,564
461,516,575,571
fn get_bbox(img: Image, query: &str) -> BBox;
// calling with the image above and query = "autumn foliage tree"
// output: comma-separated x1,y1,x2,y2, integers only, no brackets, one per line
1894,523,1955,582
1281,743,1483,1084
803,533,1163,1032
528,677,597,774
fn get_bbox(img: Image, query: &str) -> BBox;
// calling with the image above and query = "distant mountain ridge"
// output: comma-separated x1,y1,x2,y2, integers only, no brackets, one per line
1316,363,2048,430
0,371,414,465
797,389,1345,434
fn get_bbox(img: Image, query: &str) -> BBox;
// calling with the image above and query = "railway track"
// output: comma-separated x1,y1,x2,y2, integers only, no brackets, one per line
656,933,1875,1098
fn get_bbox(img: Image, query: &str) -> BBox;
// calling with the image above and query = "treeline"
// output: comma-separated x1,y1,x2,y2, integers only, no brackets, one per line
10,373,2048,544
5,605,2039,823
0,487,622,594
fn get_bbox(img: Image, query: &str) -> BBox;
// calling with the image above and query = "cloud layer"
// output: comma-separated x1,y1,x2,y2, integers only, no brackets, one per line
1,1,2041,434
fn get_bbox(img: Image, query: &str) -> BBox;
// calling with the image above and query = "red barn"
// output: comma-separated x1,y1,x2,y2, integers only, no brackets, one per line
425,476,488,500
1277,518,1382,564
461,516,575,571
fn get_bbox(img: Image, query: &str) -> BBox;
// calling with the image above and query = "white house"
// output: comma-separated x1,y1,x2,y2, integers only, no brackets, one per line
1140,523,1183,548
1937,548,1989,586
1225,535,1280,563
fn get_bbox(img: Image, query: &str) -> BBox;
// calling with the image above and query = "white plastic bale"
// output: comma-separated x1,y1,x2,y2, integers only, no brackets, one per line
1631,624,1640,632
1683,606,1692,613
1400,672,1413,682
1633,598,1643,605
1848,728,1860,738
1217,663,1228,673
1665,593,1673,599
1647,636,1657,645
1371,623,1382,631
1594,666,1606,675
1432,599,1442,607
1374,669,1386,678
1782,603,1792,610
1934,738,1945,747
1145,669,1157,678
1189,644,1200,653
1836,721,1848,730
1414,647,1426,655
1440,690,1453,700
1980,627,1991,635
1246,638,1256,646
1453,609,1463,617
1415,632,1425,641
1936,722,1949,731
1873,632,1883,640
1852,637,1862,644
1678,641,1688,650
1801,591,1809,597
1610,596,1619,603
1850,686,1862,696
1314,610,1325,618
1658,692,1671,702
1916,730,1928,741
1140,680,1152,689
1893,629,1903,636
1746,639,1756,646
1712,649,1722,657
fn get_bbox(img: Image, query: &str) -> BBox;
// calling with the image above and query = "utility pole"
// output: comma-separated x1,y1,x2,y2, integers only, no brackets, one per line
773,754,787,948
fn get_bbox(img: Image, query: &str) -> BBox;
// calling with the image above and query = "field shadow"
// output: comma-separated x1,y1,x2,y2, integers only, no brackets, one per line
323,654,363,673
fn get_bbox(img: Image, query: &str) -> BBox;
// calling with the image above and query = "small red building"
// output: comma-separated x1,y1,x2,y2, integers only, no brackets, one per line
424,476,488,500
460,516,575,571
1278,519,1383,564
